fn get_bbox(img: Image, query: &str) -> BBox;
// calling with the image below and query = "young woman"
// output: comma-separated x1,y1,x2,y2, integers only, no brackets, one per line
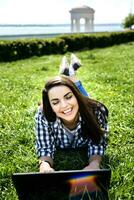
35,54,109,173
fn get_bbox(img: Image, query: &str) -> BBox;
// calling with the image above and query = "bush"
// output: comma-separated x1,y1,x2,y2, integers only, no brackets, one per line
123,13,134,29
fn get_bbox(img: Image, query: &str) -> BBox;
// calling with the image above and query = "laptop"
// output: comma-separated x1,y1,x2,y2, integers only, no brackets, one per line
12,169,111,200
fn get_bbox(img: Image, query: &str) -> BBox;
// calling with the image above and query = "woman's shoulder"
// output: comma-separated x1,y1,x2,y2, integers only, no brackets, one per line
93,102,109,127
87,98,109,118
35,106,58,127
96,102,109,118
35,106,49,124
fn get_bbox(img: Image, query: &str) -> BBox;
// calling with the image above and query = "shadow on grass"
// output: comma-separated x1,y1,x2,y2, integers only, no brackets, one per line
54,147,111,171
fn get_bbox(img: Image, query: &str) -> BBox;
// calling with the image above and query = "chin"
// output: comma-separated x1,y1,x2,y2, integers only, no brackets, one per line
62,113,78,123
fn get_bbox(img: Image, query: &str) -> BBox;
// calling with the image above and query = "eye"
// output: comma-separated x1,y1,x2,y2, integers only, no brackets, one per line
51,100,59,105
66,94,73,100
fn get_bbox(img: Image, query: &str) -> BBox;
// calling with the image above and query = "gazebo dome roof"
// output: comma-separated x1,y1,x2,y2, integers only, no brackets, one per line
70,5,95,13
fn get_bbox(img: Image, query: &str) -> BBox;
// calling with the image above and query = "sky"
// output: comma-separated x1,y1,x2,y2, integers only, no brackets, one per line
0,0,134,24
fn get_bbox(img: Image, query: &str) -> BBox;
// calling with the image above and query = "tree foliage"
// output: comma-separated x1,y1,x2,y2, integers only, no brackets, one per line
123,13,134,29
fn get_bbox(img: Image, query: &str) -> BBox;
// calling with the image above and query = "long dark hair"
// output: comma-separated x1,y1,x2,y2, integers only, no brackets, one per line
42,75,108,144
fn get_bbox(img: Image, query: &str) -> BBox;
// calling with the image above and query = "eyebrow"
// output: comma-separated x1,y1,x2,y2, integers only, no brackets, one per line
50,92,73,102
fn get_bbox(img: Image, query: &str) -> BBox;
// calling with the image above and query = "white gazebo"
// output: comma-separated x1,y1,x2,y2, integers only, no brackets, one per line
69,5,95,33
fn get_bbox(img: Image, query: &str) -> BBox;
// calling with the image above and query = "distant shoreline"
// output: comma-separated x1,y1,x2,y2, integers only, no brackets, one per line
0,23,123,40
0,33,64,40
0,23,121,26
0,31,123,40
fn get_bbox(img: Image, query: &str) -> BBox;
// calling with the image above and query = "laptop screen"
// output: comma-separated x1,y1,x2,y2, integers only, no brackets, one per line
12,169,111,200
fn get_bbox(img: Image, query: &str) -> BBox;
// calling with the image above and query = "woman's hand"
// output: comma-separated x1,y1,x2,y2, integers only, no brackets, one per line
83,155,101,170
83,161,100,170
39,161,55,173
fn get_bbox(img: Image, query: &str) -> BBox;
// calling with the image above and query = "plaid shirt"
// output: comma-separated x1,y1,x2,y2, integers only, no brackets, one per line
35,105,108,159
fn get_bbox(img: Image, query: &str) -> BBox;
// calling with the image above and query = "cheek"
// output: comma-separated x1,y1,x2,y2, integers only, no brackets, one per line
76,102,79,111
74,98,79,109
71,99,79,113
50,104,59,114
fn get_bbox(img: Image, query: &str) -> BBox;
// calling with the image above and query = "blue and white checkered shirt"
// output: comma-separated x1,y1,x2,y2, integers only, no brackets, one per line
35,106,108,159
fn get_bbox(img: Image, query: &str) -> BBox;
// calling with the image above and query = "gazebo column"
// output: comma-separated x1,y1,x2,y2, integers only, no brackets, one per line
91,18,94,32
71,17,74,32
75,18,80,32
85,18,90,32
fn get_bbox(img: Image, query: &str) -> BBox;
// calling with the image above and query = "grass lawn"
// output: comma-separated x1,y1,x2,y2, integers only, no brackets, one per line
0,42,134,199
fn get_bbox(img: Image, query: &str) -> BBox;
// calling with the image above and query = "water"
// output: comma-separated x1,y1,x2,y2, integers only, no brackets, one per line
0,24,123,39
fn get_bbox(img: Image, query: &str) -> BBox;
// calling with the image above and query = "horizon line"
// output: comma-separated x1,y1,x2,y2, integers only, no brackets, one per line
0,23,122,26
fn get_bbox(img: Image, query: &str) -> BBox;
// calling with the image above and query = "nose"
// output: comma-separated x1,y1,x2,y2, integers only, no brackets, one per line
60,99,68,108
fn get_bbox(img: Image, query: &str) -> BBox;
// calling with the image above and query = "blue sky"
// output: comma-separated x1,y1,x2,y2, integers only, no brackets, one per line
0,0,133,24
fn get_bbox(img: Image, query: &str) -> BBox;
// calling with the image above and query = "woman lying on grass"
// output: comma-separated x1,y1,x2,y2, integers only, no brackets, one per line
35,54,109,173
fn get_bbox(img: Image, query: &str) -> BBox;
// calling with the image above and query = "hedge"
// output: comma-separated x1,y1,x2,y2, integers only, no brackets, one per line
60,31,134,50
0,31,134,62
0,38,67,62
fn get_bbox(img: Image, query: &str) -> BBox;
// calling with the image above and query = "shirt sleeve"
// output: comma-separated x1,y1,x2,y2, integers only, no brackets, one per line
35,108,55,159
88,104,109,157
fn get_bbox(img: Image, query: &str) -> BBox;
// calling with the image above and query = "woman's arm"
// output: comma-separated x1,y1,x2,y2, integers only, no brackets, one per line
35,108,55,172
84,104,109,170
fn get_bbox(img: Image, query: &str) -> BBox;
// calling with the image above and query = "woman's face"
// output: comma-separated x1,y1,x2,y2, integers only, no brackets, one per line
48,85,79,124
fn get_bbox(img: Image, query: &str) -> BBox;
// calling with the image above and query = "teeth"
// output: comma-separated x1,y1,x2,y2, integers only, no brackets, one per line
63,108,72,114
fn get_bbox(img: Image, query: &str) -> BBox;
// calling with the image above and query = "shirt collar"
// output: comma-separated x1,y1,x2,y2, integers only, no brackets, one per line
56,114,82,128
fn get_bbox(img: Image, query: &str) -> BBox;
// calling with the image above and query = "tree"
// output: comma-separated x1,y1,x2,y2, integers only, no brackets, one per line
123,13,134,29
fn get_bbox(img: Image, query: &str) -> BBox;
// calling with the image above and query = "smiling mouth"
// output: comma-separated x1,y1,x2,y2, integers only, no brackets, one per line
62,108,72,115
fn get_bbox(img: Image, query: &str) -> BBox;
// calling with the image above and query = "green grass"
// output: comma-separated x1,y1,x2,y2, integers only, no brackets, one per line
0,42,134,199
